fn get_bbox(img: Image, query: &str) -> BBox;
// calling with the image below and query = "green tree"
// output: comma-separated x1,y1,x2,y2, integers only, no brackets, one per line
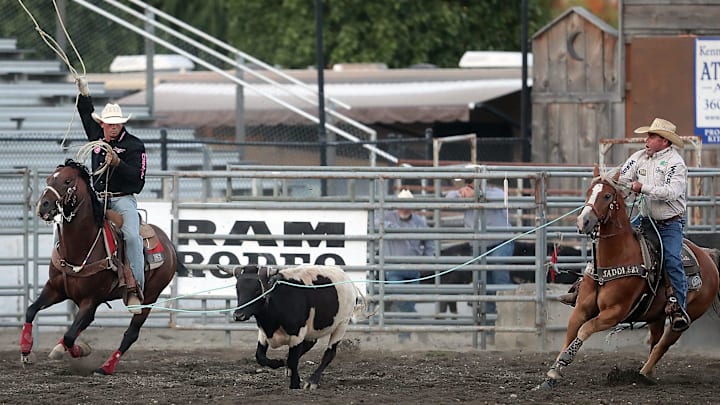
226,0,553,68
2,0,552,72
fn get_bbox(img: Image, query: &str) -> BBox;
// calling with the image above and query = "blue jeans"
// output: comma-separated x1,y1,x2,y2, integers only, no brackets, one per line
634,217,686,309
386,270,419,312
485,241,514,313
657,220,687,308
110,195,144,291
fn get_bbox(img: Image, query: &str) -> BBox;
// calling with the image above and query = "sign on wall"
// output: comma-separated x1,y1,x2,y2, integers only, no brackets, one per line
174,208,369,295
695,37,720,142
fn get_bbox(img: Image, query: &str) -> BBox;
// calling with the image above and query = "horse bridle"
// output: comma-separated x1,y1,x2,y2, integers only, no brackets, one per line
584,181,619,227
40,181,82,223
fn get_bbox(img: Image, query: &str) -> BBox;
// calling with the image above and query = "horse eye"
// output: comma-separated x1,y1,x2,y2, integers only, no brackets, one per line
604,193,612,199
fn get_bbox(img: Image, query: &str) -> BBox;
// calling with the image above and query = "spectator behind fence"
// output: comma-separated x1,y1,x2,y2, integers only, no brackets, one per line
381,189,435,341
445,179,514,314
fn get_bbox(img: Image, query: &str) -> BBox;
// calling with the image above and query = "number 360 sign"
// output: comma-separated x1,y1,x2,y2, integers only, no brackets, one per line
695,37,720,143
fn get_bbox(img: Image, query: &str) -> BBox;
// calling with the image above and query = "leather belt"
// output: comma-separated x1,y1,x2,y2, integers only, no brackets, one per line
97,192,130,198
654,214,683,225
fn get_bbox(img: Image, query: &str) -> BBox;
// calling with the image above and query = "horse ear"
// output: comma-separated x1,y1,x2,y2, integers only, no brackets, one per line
612,169,620,182
593,164,599,177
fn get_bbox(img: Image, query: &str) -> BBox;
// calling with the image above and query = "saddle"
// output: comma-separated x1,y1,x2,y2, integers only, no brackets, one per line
565,220,702,321
611,220,701,322
102,211,167,303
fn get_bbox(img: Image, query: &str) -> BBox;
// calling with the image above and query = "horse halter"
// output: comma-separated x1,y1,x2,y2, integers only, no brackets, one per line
40,181,81,223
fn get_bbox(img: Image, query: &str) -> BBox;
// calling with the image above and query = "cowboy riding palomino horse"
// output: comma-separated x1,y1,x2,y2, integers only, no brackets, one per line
21,159,183,375
539,167,720,388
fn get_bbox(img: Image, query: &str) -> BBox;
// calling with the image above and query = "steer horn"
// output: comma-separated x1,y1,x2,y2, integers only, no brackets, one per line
215,265,238,277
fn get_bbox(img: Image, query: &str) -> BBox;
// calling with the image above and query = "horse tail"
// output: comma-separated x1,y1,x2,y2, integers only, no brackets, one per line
176,261,189,277
702,248,720,318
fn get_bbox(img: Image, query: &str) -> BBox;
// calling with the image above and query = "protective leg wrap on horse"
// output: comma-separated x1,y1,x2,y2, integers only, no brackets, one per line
547,337,584,380
96,350,123,375
20,322,33,354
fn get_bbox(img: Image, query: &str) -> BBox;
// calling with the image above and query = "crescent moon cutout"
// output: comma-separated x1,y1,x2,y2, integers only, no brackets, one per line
567,31,584,61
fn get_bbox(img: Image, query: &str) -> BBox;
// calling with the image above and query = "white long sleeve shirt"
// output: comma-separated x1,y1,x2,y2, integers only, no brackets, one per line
618,146,687,220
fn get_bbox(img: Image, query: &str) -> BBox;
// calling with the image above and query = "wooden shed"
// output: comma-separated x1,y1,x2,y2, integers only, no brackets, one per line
531,7,623,166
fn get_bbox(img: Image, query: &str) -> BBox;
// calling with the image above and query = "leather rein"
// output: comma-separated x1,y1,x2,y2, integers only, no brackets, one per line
41,180,115,276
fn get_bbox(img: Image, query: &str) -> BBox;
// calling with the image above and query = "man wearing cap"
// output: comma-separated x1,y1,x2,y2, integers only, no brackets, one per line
76,78,147,314
380,189,435,341
446,179,514,315
619,117,690,331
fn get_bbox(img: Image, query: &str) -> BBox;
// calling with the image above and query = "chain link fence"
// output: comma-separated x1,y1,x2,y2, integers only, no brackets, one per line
1,0,385,165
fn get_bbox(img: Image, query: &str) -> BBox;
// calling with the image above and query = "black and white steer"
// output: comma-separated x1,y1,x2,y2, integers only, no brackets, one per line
226,264,360,389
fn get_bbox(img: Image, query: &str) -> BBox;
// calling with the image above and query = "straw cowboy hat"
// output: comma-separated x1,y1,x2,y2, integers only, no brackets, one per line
92,103,132,124
397,189,414,198
634,118,683,148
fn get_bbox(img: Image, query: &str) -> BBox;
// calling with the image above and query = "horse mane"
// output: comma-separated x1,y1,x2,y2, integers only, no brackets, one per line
59,159,105,227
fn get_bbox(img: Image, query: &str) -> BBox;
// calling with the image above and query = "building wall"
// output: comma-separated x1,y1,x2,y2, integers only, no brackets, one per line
532,8,623,171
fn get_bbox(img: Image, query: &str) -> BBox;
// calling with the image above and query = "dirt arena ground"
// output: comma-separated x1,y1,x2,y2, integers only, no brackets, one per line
1,328,719,404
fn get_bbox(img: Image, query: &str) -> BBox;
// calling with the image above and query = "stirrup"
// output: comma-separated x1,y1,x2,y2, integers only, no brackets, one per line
670,305,690,332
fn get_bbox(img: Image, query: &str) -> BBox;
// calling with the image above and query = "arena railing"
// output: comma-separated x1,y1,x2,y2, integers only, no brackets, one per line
3,165,720,350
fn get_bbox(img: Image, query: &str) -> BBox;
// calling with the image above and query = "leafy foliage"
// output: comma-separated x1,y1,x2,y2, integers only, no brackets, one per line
2,0,553,72
226,0,554,68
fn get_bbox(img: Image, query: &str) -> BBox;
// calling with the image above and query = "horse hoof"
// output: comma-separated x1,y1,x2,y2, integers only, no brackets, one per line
637,373,658,386
93,368,110,376
48,343,66,360
20,352,35,365
546,368,561,380
532,378,558,391
76,341,92,357
303,382,318,390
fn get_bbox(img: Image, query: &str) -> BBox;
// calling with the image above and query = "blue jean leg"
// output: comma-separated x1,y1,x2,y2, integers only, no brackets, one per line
110,195,144,291
658,220,686,308
485,241,514,313
386,270,420,312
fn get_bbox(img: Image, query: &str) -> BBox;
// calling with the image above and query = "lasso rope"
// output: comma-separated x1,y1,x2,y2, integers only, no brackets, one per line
75,140,114,212
17,0,87,147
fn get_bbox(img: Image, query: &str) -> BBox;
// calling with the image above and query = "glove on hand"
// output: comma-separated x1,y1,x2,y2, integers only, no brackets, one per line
76,77,90,96
107,150,120,167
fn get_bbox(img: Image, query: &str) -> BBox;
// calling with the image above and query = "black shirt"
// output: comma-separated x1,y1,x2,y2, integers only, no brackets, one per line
77,95,146,194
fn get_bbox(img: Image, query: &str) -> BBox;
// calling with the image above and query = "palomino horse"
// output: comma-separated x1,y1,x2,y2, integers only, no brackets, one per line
541,167,719,387
22,159,181,375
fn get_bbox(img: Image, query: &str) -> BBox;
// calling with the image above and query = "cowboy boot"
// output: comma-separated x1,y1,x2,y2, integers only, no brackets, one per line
558,278,582,307
668,297,690,332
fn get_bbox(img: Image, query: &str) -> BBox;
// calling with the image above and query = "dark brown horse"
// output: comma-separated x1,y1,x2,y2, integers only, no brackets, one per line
540,167,719,387
21,159,181,375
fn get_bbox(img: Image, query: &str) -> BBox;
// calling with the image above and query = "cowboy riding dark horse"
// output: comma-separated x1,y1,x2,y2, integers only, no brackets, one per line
21,159,183,375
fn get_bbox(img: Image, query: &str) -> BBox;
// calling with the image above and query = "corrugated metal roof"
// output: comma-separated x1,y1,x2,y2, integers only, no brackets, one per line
119,77,530,126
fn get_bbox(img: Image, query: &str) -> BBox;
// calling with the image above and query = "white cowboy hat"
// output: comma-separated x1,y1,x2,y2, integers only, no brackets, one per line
634,117,683,149
92,103,132,124
397,189,414,199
